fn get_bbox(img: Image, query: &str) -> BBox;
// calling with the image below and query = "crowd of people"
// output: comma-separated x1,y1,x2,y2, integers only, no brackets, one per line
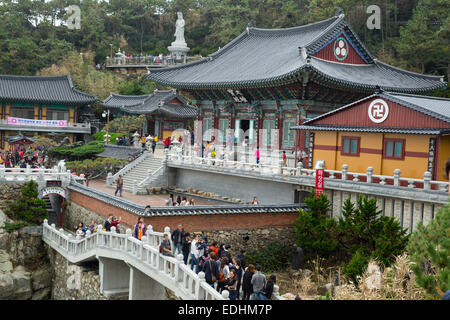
165,194,195,206
162,224,277,300
0,145,49,169
71,217,277,300
73,214,122,238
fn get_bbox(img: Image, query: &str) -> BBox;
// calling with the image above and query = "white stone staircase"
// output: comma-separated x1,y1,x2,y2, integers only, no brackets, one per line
121,156,163,193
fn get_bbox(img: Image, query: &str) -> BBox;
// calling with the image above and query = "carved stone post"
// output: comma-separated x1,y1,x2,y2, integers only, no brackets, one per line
147,224,153,246
106,172,113,186
296,162,303,177
341,164,348,180
175,254,184,282
393,169,401,187
366,167,373,184
423,172,431,190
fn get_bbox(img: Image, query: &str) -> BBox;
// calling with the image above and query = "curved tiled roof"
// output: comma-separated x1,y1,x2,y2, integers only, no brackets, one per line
102,90,197,119
292,91,450,133
102,94,152,108
145,15,446,93
291,125,448,135
96,145,144,160
0,74,97,105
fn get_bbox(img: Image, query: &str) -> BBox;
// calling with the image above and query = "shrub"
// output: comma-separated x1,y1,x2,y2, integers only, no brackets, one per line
338,196,409,281
407,203,450,298
1,221,29,233
342,247,370,284
4,180,47,225
93,131,128,145
49,141,105,160
246,242,292,272
293,190,338,257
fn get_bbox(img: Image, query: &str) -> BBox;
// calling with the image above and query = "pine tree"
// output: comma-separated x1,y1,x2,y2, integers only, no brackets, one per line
293,190,338,257
407,203,450,298
4,180,48,225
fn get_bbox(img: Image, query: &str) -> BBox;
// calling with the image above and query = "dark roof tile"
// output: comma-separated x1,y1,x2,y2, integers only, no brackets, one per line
145,15,445,93
0,74,97,105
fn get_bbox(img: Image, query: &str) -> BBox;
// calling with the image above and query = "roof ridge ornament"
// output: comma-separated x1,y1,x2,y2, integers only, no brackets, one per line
299,47,308,60
335,7,345,18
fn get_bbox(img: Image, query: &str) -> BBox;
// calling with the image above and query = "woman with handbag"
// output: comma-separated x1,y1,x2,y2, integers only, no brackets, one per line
202,252,219,287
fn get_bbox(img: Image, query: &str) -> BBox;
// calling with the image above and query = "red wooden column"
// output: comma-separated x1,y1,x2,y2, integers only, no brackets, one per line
434,135,441,181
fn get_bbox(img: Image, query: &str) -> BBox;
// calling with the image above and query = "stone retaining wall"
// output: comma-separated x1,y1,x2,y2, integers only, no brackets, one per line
0,222,53,300
46,245,108,300
66,200,297,254
199,226,297,256
0,182,26,210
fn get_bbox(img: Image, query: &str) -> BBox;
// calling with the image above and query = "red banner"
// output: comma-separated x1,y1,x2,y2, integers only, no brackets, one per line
315,169,324,198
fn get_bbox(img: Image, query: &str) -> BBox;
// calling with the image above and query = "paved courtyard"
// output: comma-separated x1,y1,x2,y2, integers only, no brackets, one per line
87,179,221,206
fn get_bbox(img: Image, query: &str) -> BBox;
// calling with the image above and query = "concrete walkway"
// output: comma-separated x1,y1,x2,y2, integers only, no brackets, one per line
87,179,219,206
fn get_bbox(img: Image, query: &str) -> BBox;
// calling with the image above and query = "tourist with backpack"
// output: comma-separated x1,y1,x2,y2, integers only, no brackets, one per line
202,252,219,287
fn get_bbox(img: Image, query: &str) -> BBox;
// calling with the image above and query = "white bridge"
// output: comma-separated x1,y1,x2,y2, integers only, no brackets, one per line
42,220,230,300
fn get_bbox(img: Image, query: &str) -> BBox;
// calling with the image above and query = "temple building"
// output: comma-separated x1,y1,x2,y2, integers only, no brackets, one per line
0,74,97,150
145,11,446,156
102,89,197,139
292,91,450,181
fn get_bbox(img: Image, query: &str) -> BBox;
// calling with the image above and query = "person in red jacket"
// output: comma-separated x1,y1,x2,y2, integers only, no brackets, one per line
163,136,171,149
209,241,219,257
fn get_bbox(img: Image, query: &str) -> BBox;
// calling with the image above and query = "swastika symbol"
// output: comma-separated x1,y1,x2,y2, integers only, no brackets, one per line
368,99,389,123
371,104,385,119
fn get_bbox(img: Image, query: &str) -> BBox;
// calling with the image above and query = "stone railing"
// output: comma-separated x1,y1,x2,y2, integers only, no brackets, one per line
133,165,164,195
107,151,150,186
0,166,75,185
42,220,228,300
167,149,449,194
106,55,202,67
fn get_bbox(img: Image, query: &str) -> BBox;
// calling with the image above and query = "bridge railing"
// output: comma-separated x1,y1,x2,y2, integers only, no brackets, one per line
42,220,228,300
167,149,449,193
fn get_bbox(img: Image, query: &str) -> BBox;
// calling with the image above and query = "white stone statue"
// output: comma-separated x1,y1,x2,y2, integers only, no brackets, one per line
57,160,66,173
168,12,190,61
174,12,186,45
133,131,141,148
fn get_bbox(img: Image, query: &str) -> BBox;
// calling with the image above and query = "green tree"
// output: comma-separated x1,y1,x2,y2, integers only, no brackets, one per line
407,203,450,298
337,196,409,281
293,190,338,257
4,180,47,225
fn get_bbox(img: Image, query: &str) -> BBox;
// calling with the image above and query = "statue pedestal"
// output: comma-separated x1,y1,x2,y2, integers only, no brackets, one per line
168,42,190,63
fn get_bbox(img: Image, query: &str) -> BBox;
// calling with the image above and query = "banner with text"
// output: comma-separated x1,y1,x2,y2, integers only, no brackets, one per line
7,117,68,127
315,168,324,198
